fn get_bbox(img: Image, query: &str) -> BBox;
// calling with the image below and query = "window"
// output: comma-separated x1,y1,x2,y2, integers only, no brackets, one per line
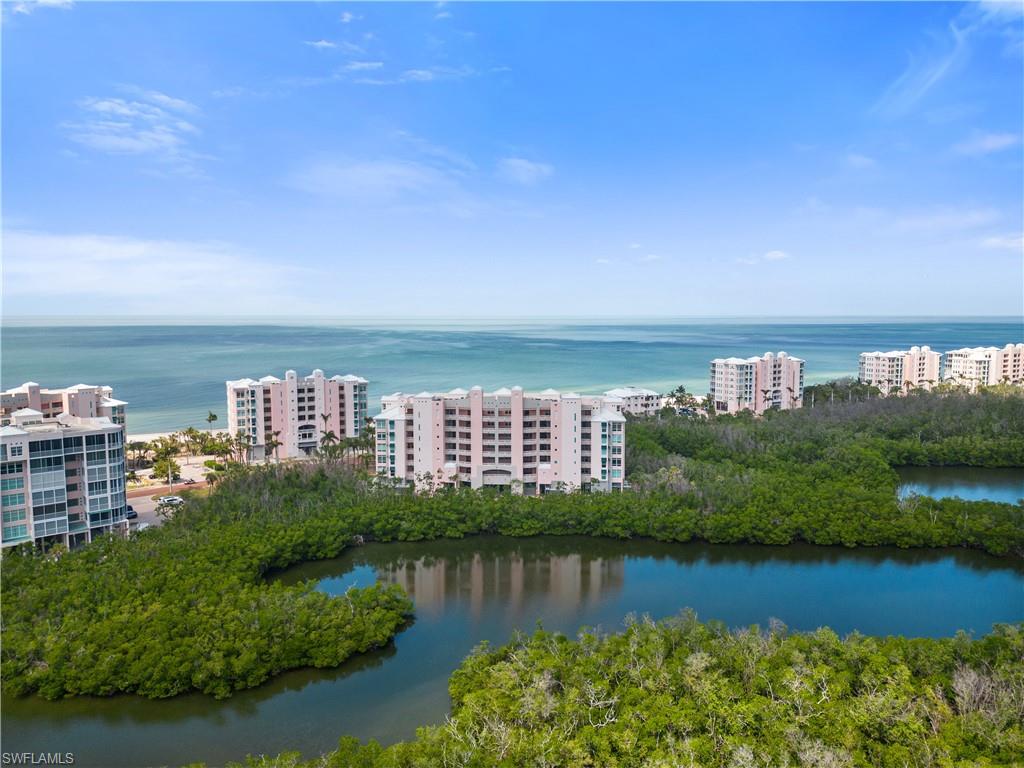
0,477,24,491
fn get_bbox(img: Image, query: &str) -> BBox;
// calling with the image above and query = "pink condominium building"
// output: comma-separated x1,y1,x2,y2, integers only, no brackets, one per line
226,369,369,460
858,346,941,394
374,387,626,494
1,382,127,428
709,351,805,415
943,344,1024,390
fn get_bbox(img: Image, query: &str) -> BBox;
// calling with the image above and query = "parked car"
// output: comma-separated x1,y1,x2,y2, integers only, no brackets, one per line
157,495,185,506
125,505,138,520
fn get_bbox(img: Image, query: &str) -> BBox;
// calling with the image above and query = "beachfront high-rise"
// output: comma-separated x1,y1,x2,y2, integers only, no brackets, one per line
1,382,127,428
226,369,369,460
604,387,661,416
943,344,1024,390
858,346,941,394
374,387,626,493
709,351,805,415
0,409,128,549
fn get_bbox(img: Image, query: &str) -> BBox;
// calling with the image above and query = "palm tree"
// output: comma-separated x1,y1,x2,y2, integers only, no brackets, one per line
319,430,340,462
264,430,282,464
233,429,252,465
205,410,218,430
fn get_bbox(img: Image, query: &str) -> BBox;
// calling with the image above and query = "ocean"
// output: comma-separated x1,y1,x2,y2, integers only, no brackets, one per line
1,317,1021,434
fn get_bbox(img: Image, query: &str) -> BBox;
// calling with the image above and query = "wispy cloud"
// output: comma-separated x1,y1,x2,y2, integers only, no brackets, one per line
304,39,337,50
339,11,360,24
894,208,999,231
737,250,791,265
981,233,1024,250
953,131,1020,155
61,87,206,175
844,152,877,169
3,230,315,314
496,157,553,185
871,3,1023,119
10,0,73,15
344,61,384,71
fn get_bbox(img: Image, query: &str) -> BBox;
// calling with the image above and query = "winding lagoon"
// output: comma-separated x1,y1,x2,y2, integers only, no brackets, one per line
897,466,1024,505
4,536,1022,768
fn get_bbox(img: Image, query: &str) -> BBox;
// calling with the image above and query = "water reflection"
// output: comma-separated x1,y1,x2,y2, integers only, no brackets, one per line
378,551,625,620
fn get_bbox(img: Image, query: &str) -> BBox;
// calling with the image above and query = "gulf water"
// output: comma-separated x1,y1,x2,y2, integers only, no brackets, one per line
2,316,1020,433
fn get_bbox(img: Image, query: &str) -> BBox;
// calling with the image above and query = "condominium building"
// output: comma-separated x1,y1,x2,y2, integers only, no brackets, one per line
943,344,1024,390
858,346,941,394
225,369,369,460
709,351,805,415
0,409,128,549
374,387,626,494
604,386,661,416
1,382,127,427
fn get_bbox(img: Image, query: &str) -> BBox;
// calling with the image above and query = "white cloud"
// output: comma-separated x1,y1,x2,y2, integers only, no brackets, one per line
844,152,877,169
595,258,612,265
344,61,384,71
981,233,1024,250
872,3,1023,119
639,254,662,263
627,243,642,249
62,88,205,175
2,230,315,315
289,158,457,201
737,250,791,265
435,11,452,20
304,40,337,50
496,157,553,185
339,11,360,24
402,69,436,82
10,0,73,14
894,208,999,231
953,132,1020,155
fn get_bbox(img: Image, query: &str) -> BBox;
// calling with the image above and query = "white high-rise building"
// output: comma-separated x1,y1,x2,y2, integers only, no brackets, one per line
1,409,128,549
709,351,805,415
603,387,661,416
858,346,941,394
375,387,626,494
943,344,1024,390
226,369,369,460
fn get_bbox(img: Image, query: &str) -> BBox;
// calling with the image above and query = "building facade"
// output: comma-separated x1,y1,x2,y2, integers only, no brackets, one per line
226,369,369,460
375,387,626,494
1,382,127,427
0,409,128,549
604,387,661,416
858,346,941,394
943,344,1024,390
709,351,805,415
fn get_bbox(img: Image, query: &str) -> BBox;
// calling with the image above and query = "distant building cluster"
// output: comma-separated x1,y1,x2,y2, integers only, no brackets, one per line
4,336,1021,550
708,351,805,416
225,369,369,461
1,381,127,427
858,346,942,394
374,387,626,494
858,343,1024,393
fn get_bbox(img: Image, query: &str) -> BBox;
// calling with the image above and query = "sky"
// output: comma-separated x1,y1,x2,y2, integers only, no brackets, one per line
2,0,1023,317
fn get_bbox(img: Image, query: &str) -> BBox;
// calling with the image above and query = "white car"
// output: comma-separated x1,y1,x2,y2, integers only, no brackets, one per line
157,495,185,506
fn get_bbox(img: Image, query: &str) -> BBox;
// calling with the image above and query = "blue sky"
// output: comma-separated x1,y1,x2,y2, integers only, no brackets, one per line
3,0,1023,317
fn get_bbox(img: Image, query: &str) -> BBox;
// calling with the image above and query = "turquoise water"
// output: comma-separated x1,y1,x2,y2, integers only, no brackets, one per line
2,317,1020,433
